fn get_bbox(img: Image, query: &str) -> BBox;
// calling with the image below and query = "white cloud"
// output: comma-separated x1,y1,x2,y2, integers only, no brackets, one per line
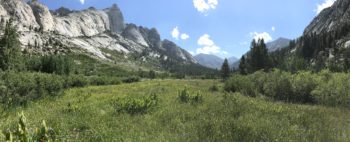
181,33,190,40
171,27,180,40
193,0,218,13
196,34,226,55
189,51,195,55
316,0,336,14
80,0,85,4
172,27,190,40
271,26,276,32
250,32,273,42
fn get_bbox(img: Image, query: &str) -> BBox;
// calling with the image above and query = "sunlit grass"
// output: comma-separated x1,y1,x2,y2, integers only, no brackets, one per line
1,79,349,141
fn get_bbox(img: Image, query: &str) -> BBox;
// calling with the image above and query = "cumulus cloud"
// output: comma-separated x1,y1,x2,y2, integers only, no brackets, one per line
171,27,180,40
316,0,336,14
271,26,276,32
171,27,190,40
181,33,190,40
193,0,218,13
250,32,273,42
79,0,85,4
189,51,195,55
196,34,226,55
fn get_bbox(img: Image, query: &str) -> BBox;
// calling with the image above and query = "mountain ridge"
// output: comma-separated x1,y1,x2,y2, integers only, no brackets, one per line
0,0,198,71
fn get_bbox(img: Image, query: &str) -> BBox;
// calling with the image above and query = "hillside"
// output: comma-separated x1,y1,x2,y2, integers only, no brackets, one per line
282,0,350,71
266,37,290,52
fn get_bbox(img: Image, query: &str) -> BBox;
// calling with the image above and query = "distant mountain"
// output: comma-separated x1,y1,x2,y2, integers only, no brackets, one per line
194,54,224,69
228,56,238,65
266,38,291,52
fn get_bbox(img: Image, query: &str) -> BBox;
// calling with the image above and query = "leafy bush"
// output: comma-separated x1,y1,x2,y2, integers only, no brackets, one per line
2,112,56,142
291,71,317,103
112,94,158,115
0,71,64,108
209,84,219,92
88,76,121,86
312,73,350,107
224,74,258,97
122,76,141,83
225,69,350,107
65,74,89,88
262,71,294,101
178,88,203,104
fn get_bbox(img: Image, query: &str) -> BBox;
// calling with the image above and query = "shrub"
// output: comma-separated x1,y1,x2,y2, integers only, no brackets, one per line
291,71,317,103
178,88,203,104
262,70,294,101
0,71,64,108
113,93,158,115
2,112,56,142
35,73,64,97
224,74,258,97
89,76,121,86
312,73,350,107
122,76,141,83
65,74,89,88
209,84,219,92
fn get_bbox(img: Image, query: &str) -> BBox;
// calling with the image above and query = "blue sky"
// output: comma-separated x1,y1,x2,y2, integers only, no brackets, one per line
38,0,336,59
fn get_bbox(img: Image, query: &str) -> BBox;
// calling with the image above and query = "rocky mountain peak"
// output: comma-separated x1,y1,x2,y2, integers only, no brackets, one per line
106,3,125,33
304,0,350,36
0,1,198,67
29,1,54,32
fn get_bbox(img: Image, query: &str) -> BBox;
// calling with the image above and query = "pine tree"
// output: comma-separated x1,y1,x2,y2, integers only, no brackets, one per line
239,56,247,75
221,58,230,80
0,18,24,71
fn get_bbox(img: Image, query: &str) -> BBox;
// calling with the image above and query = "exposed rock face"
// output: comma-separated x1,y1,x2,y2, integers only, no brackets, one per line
304,0,350,36
122,24,149,47
1,0,39,31
53,9,110,37
105,4,125,33
162,40,197,63
139,27,164,51
29,1,54,31
0,0,197,65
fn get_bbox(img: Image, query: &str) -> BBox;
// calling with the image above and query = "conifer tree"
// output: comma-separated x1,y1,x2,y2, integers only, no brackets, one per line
0,18,24,71
221,58,230,80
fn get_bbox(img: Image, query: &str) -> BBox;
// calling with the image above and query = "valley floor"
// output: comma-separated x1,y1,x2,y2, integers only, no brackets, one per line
1,80,350,141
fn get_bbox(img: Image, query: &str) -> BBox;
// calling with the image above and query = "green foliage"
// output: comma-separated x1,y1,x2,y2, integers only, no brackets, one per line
209,84,219,92
148,70,156,79
112,93,159,115
2,112,56,142
312,72,350,107
225,69,350,107
0,71,64,108
220,58,230,80
178,88,203,104
0,18,24,71
122,76,141,83
262,70,294,101
224,74,257,97
88,76,121,86
65,74,89,88
27,55,74,75
239,39,272,74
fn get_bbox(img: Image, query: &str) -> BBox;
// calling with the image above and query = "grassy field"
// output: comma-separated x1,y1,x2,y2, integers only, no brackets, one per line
1,79,350,141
